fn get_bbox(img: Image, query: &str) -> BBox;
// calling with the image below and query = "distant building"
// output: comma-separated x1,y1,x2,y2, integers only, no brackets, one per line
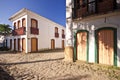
0,35,5,47
6,8,65,53
65,0,120,67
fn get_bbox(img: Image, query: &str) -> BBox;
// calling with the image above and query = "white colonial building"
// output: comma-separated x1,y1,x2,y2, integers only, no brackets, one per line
65,0,120,67
6,8,65,53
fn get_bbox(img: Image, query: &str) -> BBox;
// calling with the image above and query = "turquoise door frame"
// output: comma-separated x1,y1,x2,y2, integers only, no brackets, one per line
95,27,117,66
74,30,89,62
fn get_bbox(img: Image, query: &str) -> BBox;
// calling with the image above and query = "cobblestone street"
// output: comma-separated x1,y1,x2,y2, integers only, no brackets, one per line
0,51,120,80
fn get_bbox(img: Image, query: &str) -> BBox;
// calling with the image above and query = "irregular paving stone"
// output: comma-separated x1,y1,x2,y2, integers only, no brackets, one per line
0,52,120,80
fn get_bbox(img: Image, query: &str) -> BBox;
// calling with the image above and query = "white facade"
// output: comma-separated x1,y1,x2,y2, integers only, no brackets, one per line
6,8,65,53
73,13,120,67
66,0,120,67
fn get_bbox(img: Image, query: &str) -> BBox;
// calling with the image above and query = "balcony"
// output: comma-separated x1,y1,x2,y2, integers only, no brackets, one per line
73,1,120,19
12,27,26,36
30,27,39,35
62,34,65,39
55,33,59,38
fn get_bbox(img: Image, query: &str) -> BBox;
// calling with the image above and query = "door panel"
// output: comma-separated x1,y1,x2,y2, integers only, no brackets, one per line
98,30,114,65
51,39,55,49
18,39,20,51
77,32,87,61
10,39,12,50
14,39,16,51
62,40,64,49
31,38,38,52
22,38,26,52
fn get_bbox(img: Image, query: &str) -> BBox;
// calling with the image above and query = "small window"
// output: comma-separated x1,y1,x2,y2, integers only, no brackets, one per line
62,29,65,38
76,0,87,9
22,18,26,27
14,22,16,29
62,29,64,34
18,20,21,28
31,19,38,28
117,0,120,9
55,27,59,38
55,27,58,33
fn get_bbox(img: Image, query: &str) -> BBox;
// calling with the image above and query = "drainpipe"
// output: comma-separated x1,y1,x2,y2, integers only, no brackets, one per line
65,0,74,62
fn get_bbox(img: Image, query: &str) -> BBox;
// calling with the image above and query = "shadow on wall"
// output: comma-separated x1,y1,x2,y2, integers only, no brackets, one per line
0,66,15,80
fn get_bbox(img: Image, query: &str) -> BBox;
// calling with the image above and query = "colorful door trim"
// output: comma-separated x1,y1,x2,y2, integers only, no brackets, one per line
74,30,89,62
95,27,117,66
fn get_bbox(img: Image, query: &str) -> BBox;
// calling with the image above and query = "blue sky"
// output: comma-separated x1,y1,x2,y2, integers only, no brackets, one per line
0,0,66,27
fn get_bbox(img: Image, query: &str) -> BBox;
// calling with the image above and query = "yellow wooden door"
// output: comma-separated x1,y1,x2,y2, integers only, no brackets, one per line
62,40,64,49
22,38,26,52
14,39,16,51
77,32,87,61
18,39,20,51
98,30,114,65
51,39,55,49
10,39,12,50
31,38,37,52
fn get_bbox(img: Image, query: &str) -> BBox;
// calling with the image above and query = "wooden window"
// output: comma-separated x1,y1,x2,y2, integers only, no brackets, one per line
62,29,64,34
55,27,58,33
31,19,38,28
88,0,96,14
76,0,87,9
62,29,65,38
55,27,59,38
22,18,26,27
14,22,16,30
117,0,120,9
18,20,21,28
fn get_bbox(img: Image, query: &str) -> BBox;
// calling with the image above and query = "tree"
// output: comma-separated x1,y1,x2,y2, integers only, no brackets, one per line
0,24,12,35
0,24,12,47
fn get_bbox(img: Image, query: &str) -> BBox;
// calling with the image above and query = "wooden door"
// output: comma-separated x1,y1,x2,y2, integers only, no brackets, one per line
97,30,114,65
22,38,26,52
18,38,20,51
14,39,16,51
77,32,87,61
10,39,12,50
31,38,38,52
62,40,64,49
51,39,55,49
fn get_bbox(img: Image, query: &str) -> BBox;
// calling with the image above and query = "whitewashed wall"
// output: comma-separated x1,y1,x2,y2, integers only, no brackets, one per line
73,14,120,66
27,11,65,52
